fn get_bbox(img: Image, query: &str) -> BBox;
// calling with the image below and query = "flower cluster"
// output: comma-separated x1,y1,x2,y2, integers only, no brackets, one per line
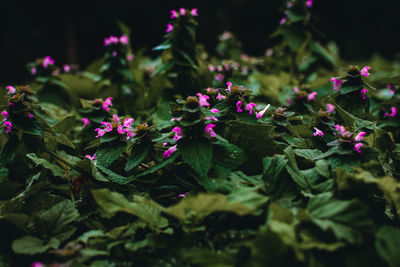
332,124,367,154
94,114,135,140
104,35,129,46
384,107,397,118
166,8,199,33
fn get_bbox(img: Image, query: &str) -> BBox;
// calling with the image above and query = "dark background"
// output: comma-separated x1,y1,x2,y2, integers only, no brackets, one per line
1,0,399,83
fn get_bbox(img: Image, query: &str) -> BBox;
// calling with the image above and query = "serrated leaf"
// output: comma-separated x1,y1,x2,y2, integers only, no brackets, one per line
53,115,75,133
307,193,374,244
179,138,212,178
92,189,168,229
12,236,59,255
26,153,65,177
375,226,400,267
125,141,150,172
96,142,126,168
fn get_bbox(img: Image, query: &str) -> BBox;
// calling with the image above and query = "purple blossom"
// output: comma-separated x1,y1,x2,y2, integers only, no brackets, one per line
208,64,215,72
354,143,364,154
326,104,335,114
245,103,257,114
236,101,243,112
354,132,366,142
217,65,223,72
120,35,129,45
6,86,16,94
313,127,324,137
216,93,226,100
170,10,178,19
360,66,371,77
172,126,183,141
178,192,188,197
226,82,232,92
63,64,71,72
180,8,186,16
164,145,177,158
306,0,313,8
205,123,216,138
170,117,182,122
308,92,317,101
85,153,96,161
210,108,219,113
102,97,113,112
334,124,346,135
196,93,210,107
166,24,174,33
1,110,8,120
279,17,287,25
43,56,55,68
215,74,224,82
31,262,44,267
127,54,135,61
4,121,12,133
31,67,37,75
191,8,198,16
205,116,218,121
384,107,397,118
123,118,134,127
330,78,344,91
117,125,125,135
81,118,90,127
361,88,368,99
95,128,105,138
256,104,270,120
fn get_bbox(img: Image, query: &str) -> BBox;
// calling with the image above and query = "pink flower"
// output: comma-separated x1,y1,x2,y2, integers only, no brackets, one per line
330,78,344,91
354,143,364,154
196,93,210,107
101,122,113,132
384,107,397,118
112,114,120,124
43,56,55,68
102,97,113,111
117,125,125,134
334,124,346,135
265,49,273,56
225,64,230,71
215,74,224,82
293,87,299,93
3,121,12,133
163,142,168,147
226,82,232,92
6,86,16,94
180,8,186,16
120,35,129,45
245,103,257,114
63,64,71,72
256,104,270,120
360,66,371,77
95,128,105,138
361,88,368,99
216,93,226,100
210,108,219,113
127,54,134,61
124,129,136,140
191,8,198,16
308,92,317,101
170,10,178,19
31,67,37,75
217,65,223,72
205,123,216,138
123,118,134,127
170,117,182,122
208,64,215,72
279,17,286,25
306,0,313,8
178,192,188,197
31,262,44,267
81,118,90,127
354,132,366,142
85,153,96,161
313,127,324,137
112,51,117,57
236,101,243,112
166,24,174,33
8,103,14,107
172,126,183,141
326,104,335,114
205,116,218,121
1,110,8,120
164,145,177,158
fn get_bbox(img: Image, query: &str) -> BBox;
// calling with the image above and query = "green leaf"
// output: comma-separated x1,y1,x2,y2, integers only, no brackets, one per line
293,149,322,161
125,141,150,172
307,193,374,244
165,193,253,224
26,153,65,177
91,188,169,229
37,199,79,240
96,164,135,184
53,115,75,133
375,226,400,267
212,141,247,170
179,138,212,177
12,236,59,255
284,147,312,192
96,142,126,168
282,26,307,52
136,152,178,178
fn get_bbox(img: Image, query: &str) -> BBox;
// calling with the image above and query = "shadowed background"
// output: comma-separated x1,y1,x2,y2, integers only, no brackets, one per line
1,0,399,83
